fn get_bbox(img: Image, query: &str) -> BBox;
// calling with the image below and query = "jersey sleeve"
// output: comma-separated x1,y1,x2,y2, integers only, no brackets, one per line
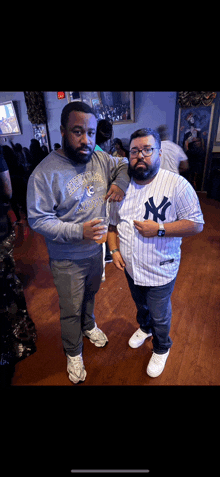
175,178,205,224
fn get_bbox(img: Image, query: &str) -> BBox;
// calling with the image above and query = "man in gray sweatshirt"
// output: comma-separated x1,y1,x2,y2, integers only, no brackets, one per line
27,101,129,384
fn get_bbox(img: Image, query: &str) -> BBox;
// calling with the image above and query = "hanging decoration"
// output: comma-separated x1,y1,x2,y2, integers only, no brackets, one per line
57,92,65,100
178,91,216,108
23,91,47,124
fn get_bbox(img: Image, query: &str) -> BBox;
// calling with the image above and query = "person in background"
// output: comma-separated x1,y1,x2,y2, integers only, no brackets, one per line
41,145,49,158
22,147,33,177
27,101,130,384
2,145,23,222
110,138,128,158
0,145,12,241
29,138,45,169
9,141,30,218
108,128,204,379
95,119,113,153
0,146,37,387
54,143,61,151
157,124,189,175
95,119,114,277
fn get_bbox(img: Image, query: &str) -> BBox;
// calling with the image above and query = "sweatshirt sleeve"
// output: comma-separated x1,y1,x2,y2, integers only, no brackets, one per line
27,173,84,243
107,154,130,193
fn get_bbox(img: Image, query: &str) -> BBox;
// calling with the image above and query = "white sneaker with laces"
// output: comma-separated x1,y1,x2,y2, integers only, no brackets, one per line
83,322,108,347
67,353,87,384
146,350,170,378
128,328,152,348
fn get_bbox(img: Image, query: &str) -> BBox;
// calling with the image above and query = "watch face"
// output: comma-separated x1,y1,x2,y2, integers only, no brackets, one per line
158,229,165,237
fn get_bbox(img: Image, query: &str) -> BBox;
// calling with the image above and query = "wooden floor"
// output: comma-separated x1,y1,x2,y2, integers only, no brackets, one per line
11,193,220,386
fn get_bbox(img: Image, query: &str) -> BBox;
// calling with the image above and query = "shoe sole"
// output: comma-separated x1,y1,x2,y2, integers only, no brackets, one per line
129,339,146,348
68,372,87,384
146,368,164,378
87,340,108,348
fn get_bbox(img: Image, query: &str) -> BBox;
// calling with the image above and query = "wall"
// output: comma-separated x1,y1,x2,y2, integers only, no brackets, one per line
0,91,65,149
112,91,177,147
44,92,65,148
41,91,178,148
0,91,177,150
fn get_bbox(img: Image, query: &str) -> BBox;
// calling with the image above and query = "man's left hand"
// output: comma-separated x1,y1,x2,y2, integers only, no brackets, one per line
133,219,159,238
105,184,125,202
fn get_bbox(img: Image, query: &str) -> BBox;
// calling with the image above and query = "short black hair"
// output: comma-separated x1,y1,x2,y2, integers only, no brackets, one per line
129,128,161,149
61,101,97,129
96,119,113,145
157,124,169,141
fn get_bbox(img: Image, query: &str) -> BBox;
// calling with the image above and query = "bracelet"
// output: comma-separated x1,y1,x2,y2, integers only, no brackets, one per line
110,248,119,255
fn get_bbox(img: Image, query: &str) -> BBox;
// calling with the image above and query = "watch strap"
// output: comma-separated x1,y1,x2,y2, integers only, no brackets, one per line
110,248,119,255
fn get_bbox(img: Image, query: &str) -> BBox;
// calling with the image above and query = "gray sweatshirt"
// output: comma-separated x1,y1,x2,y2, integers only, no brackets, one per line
27,149,129,260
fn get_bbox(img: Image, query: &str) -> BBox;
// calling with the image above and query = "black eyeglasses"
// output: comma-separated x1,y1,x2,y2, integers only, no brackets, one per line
129,147,158,158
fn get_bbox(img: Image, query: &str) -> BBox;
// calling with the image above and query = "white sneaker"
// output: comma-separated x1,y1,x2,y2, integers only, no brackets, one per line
67,353,87,384
83,322,108,347
128,328,152,348
146,350,170,378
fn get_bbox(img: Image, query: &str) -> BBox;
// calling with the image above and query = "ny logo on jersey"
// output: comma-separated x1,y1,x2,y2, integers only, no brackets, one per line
144,196,172,223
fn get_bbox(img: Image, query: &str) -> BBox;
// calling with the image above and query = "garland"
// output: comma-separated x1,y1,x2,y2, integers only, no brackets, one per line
178,91,216,108
23,91,47,125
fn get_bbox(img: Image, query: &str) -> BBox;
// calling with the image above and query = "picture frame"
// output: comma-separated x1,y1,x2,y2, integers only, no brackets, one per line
0,100,21,136
66,91,134,125
176,103,215,190
215,116,220,143
32,123,50,150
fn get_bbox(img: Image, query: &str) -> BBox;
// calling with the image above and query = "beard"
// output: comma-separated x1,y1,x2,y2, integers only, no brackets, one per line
128,158,160,182
63,136,94,164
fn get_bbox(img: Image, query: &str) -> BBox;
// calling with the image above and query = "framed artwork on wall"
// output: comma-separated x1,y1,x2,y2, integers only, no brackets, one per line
66,91,134,125
215,116,220,143
176,103,215,191
32,123,50,150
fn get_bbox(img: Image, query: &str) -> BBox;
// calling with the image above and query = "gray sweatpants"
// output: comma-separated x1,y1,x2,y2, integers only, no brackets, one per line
50,250,103,357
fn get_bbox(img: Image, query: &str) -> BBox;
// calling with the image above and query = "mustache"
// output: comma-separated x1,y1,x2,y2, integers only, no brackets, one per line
63,138,93,164
77,146,93,153
134,160,148,168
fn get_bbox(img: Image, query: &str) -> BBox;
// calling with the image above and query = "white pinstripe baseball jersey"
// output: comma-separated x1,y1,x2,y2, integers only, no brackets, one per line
109,168,205,287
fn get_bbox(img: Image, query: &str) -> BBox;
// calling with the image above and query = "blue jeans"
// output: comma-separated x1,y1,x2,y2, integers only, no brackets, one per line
125,269,176,354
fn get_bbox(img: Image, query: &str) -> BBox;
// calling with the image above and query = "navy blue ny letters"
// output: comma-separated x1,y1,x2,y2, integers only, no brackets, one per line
144,196,172,222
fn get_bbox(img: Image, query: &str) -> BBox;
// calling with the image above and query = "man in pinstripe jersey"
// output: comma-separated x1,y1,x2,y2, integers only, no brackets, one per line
108,128,204,378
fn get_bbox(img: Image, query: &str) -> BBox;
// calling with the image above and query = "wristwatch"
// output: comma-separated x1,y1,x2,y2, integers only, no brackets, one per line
157,223,165,237
110,249,119,255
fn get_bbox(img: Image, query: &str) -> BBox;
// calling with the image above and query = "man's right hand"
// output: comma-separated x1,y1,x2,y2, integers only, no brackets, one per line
83,219,106,241
112,251,126,271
